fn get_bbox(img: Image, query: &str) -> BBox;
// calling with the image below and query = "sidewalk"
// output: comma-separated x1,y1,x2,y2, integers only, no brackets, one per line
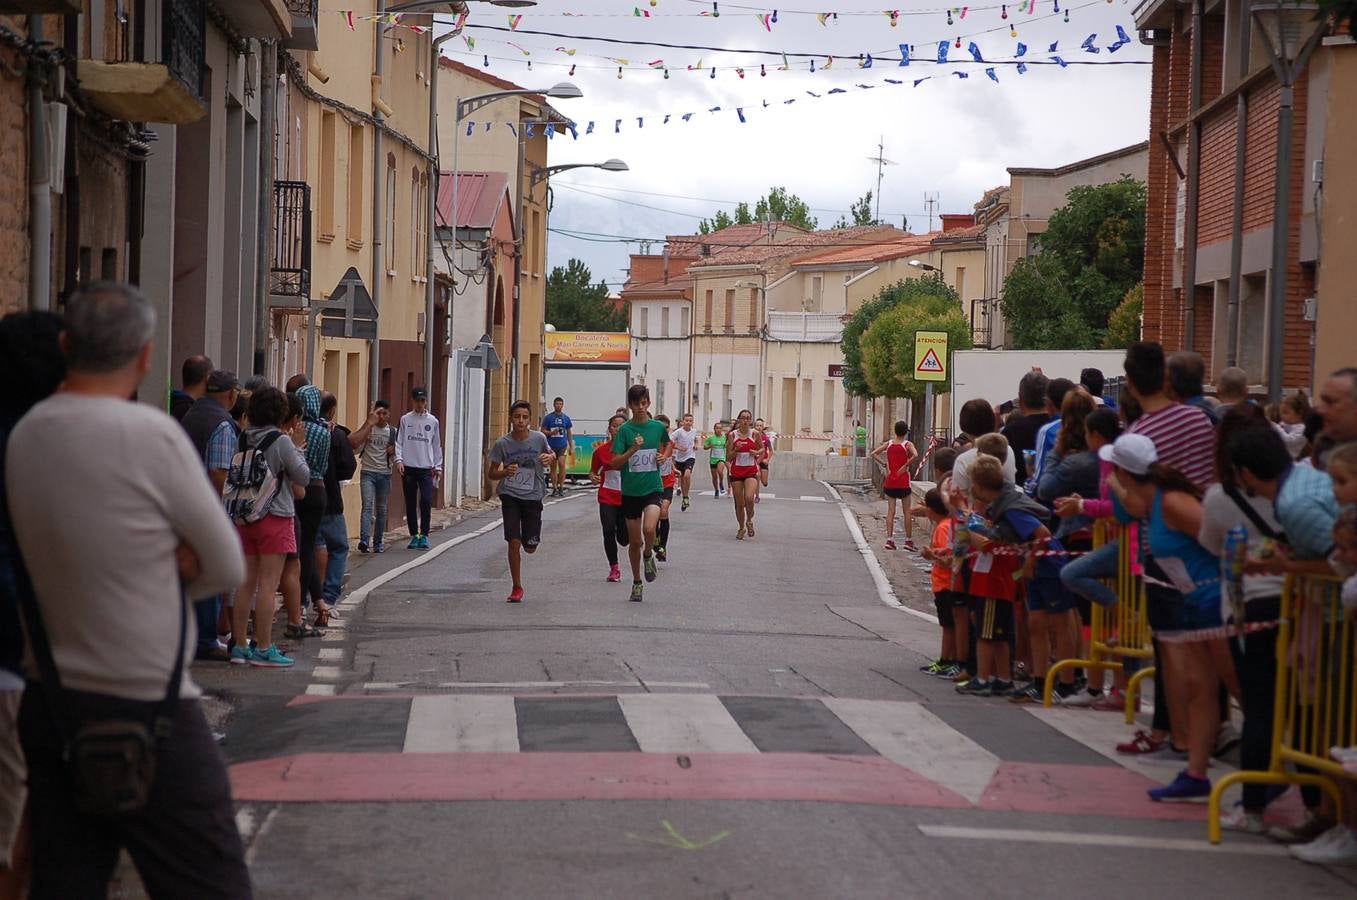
839,485,938,621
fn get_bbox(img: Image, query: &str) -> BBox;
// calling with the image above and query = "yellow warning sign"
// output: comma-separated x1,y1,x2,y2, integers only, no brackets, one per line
913,330,949,383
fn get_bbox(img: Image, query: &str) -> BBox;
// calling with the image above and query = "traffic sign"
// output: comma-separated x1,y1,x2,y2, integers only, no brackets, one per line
913,330,949,383
316,267,378,340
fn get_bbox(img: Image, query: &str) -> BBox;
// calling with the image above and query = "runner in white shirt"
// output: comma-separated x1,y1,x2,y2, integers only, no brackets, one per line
670,413,700,512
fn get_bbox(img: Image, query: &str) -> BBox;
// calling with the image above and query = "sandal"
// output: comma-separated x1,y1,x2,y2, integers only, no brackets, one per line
314,607,332,628
1115,729,1163,755
284,622,321,640
736,527,746,540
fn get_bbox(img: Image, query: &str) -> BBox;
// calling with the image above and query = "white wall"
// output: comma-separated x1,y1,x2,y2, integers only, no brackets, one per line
950,349,1127,436
693,348,761,430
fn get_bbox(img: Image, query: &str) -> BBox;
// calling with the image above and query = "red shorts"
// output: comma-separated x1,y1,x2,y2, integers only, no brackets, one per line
237,514,297,556
730,465,759,481
968,554,1021,603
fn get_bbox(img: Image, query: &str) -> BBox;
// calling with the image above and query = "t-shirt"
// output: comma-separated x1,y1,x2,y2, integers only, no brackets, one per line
1199,484,1284,602
1128,402,1216,488
704,434,727,462
1001,412,1050,484
930,517,956,593
855,426,868,447
541,411,573,451
671,427,699,462
360,424,396,474
490,431,552,502
950,444,1017,503
729,432,762,476
1274,464,1338,559
660,451,677,489
613,417,669,496
884,440,913,489
591,444,622,506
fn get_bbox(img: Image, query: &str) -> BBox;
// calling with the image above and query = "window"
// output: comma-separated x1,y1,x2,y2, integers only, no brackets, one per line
346,124,364,244
954,265,965,300
801,379,813,430
748,288,759,333
746,385,757,418
319,111,336,238
385,154,397,275
531,210,542,275
639,307,649,336
704,290,713,332
661,307,670,338
722,384,732,422
100,248,117,280
411,168,427,279
702,383,710,427
724,289,735,331
823,380,835,432
656,379,666,414
811,275,823,310
681,307,690,337
678,381,686,417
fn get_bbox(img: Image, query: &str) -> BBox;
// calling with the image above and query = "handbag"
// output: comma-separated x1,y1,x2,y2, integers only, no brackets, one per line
17,583,186,818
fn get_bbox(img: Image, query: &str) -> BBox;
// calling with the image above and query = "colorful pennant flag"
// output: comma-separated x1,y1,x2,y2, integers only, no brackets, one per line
898,44,910,66
507,14,522,30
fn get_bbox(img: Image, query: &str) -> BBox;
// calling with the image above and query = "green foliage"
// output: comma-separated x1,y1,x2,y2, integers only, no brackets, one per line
1000,177,1146,349
545,259,627,332
1102,282,1144,349
841,275,971,399
834,191,876,229
699,187,816,234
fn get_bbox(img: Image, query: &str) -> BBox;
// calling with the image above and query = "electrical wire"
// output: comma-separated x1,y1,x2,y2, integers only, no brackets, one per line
553,179,931,219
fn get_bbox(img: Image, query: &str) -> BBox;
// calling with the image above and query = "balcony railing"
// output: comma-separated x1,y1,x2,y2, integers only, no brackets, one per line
270,181,312,301
164,0,206,98
766,312,845,342
283,0,320,51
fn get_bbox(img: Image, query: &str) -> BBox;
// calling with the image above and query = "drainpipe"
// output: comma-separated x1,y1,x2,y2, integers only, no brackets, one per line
27,15,51,311
1225,93,1247,367
253,40,276,377
369,1,388,403
1180,0,1204,349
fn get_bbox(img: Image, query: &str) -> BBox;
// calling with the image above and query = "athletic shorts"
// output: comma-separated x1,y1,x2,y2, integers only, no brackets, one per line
500,494,543,547
730,466,759,482
676,458,697,473
237,514,297,556
1025,577,1076,614
883,487,910,500
661,487,674,503
933,591,966,627
622,492,664,520
759,462,769,470
709,457,726,468
974,597,1014,641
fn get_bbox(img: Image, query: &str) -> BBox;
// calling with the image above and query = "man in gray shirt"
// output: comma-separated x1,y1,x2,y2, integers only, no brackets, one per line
488,400,556,603
5,283,251,898
349,399,396,553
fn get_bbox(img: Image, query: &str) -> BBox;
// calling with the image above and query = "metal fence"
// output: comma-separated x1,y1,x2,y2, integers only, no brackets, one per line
270,181,312,300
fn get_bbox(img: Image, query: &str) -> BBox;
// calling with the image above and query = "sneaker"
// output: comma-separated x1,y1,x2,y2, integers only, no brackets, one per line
630,582,644,602
644,553,657,583
358,542,370,554
1056,688,1098,708
1213,722,1242,758
991,679,1015,695
919,659,943,674
952,669,973,683
1142,744,1191,765
884,539,897,551
249,645,294,668
1091,688,1130,712
229,645,253,666
1147,769,1211,803
419,535,431,549
1268,811,1337,844
655,545,667,563
1290,826,1357,864
195,645,231,663
1116,730,1165,755
1220,806,1267,835
373,544,385,554
937,663,963,679
1008,684,1043,704
607,564,622,583
682,496,690,512
956,679,994,697
902,539,917,552
407,536,421,550
507,587,524,603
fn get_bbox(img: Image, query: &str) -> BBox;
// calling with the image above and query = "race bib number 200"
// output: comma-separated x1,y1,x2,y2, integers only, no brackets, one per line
629,449,658,473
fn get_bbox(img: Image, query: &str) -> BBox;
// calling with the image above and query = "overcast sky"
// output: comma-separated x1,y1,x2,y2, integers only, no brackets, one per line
442,0,1152,292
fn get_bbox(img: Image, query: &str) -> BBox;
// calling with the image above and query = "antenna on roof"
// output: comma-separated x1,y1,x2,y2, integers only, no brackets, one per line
923,192,940,233
867,135,897,226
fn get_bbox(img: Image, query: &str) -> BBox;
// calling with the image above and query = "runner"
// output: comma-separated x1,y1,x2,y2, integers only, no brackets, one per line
541,397,574,498
610,384,670,602
671,412,700,511
654,414,678,562
704,422,729,497
754,417,775,503
590,414,629,582
728,409,765,539
487,400,556,603
871,420,919,551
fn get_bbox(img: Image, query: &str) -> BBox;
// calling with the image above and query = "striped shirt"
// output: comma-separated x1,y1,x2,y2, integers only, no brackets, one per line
1128,401,1217,488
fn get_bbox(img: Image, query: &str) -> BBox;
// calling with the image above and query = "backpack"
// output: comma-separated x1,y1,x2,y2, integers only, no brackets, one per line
222,430,285,525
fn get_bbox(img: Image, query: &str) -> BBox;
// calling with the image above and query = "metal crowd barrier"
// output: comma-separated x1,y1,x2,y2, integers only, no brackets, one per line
1043,522,1156,722
1208,574,1353,844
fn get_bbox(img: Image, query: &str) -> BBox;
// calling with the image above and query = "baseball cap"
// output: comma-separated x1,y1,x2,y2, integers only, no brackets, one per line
411,387,428,401
1100,433,1157,476
206,369,241,393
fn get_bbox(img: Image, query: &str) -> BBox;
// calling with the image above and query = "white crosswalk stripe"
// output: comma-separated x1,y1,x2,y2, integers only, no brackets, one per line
618,694,760,754
403,695,521,753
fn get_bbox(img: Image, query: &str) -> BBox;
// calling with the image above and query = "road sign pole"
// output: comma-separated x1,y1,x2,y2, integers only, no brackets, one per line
923,382,933,477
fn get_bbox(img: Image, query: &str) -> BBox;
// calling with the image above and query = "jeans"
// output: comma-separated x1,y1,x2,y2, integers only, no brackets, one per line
360,471,391,547
402,467,434,537
318,513,349,603
1059,540,1119,608
192,596,221,653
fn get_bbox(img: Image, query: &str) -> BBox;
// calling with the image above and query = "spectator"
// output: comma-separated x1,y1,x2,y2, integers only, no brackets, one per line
179,369,243,662
350,401,396,554
6,283,250,897
1277,391,1312,459
950,399,1016,503
314,392,356,625
1028,377,1077,493
294,385,330,620
1215,367,1251,416
1080,367,1109,407
1313,368,1357,470
395,387,443,550
1123,342,1217,487
1001,370,1051,485
170,354,213,421
1167,351,1221,424
0,312,65,897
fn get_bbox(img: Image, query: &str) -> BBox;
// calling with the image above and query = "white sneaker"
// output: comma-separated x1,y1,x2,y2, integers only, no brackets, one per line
1213,722,1242,757
1268,810,1335,844
1219,806,1266,835
1290,826,1357,864
1056,689,1098,708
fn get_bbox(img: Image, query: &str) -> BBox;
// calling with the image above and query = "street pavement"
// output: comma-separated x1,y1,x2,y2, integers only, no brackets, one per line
193,478,1357,899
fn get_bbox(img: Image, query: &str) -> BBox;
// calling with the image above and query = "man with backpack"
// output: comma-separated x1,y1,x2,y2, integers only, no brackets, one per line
350,400,396,554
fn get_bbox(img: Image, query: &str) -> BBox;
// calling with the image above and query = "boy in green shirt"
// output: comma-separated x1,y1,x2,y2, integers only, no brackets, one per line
610,384,670,601
704,423,728,497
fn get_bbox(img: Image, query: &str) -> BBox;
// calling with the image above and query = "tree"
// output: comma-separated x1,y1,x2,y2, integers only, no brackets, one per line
834,191,876,229
841,274,970,398
1000,177,1147,349
1103,282,1144,349
699,186,817,233
545,259,627,332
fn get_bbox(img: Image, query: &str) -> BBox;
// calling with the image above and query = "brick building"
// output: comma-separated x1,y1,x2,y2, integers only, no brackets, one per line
1135,0,1354,393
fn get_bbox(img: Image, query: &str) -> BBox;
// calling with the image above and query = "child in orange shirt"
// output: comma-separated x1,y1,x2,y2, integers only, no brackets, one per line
919,488,966,678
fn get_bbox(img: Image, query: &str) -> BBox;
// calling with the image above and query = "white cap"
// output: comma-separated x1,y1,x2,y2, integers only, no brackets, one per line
1100,433,1157,476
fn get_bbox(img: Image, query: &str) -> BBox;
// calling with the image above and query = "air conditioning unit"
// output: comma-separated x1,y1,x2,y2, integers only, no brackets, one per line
1313,159,1324,185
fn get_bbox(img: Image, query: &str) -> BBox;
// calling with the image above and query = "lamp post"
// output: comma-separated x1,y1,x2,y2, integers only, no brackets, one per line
907,259,938,273
528,159,629,190
1251,0,1326,401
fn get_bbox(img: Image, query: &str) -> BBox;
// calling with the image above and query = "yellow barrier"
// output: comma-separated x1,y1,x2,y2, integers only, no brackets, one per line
1207,574,1353,844
1044,522,1156,722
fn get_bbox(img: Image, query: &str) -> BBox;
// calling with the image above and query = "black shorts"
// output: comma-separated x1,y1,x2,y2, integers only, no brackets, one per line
676,458,697,473
622,492,664,519
973,596,1014,641
501,494,543,547
759,462,770,470
883,487,910,500
710,458,726,468
661,486,675,503
934,591,966,626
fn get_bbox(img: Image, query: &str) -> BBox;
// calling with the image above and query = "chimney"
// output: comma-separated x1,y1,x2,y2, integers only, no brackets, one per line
940,213,975,233
663,247,670,284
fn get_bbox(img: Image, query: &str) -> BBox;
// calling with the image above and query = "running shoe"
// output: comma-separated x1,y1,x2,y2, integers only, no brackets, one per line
682,496,691,512
1268,811,1336,844
358,542,369,554
1116,729,1165,755
630,582,644,602
407,536,421,550
736,527,746,540
746,523,755,538
919,659,943,675
902,539,918,552
1213,723,1242,758
1055,687,1098,707
229,645,252,666
373,543,384,554
885,539,897,551
249,645,294,668
507,587,524,603
419,535,431,549
1147,770,1211,803
655,545,667,563
991,679,1015,695
956,679,994,697
1290,826,1357,864
1008,684,1042,704
644,553,657,582
937,663,963,679
1219,806,1267,835
1091,688,1130,712
607,564,621,583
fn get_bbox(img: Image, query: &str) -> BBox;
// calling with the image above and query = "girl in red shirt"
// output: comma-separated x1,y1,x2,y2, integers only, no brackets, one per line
655,414,677,561
728,409,765,540
871,420,918,551
590,415,628,582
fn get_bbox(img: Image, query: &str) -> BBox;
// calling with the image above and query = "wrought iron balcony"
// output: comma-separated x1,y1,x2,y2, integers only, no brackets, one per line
270,180,312,305
282,0,320,51
164,0,206,98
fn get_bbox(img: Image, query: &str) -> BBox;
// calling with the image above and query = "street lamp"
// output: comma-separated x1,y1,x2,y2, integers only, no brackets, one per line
908,259,939,272
1252,0,1327,401
529,159,629,190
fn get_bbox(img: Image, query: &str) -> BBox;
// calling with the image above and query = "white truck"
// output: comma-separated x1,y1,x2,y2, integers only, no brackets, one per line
949,349,1127,435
